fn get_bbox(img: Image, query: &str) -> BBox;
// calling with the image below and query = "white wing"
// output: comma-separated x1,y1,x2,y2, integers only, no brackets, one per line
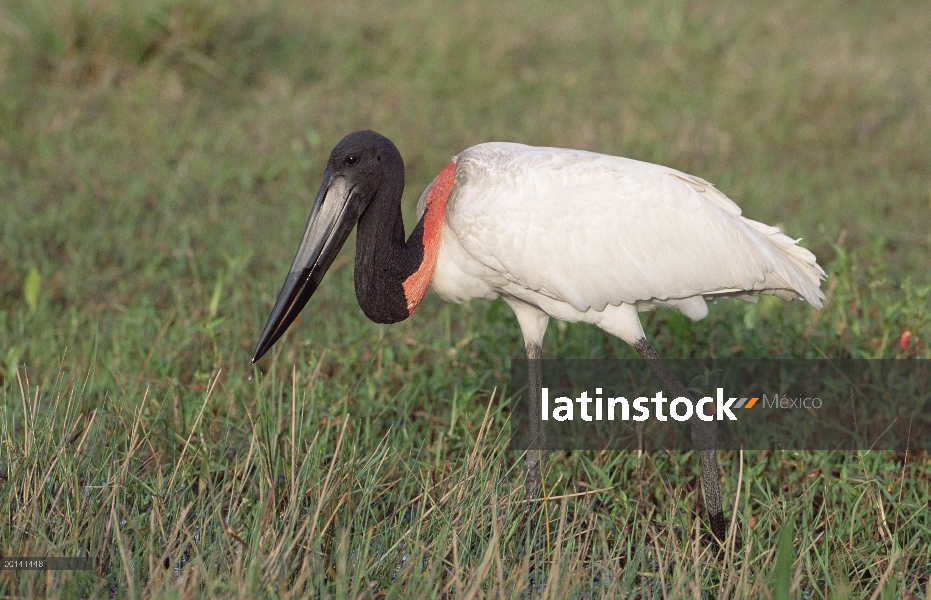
437,143,824,315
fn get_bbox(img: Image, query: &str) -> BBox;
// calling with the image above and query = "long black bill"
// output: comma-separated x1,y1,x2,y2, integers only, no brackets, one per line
252,167,359,363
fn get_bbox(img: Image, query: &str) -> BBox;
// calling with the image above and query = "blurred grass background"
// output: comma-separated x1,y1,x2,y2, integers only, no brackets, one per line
1,0,930,597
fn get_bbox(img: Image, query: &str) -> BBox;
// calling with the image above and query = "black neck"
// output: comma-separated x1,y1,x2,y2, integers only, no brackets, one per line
353,157,426,323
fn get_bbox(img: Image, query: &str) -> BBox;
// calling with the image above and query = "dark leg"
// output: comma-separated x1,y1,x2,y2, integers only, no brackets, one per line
634,338,727,543
523,342,548,591
524,342,547,503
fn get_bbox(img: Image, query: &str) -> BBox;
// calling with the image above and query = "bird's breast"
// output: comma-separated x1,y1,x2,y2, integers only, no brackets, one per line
429,220,502,305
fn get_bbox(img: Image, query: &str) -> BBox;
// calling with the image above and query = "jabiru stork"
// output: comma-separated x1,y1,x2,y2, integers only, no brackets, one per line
252,130,826,543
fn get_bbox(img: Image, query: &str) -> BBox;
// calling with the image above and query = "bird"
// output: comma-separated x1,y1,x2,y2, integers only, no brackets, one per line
252,130,826,543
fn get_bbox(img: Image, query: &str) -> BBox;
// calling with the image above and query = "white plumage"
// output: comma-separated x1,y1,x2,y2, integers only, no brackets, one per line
419,143,825,345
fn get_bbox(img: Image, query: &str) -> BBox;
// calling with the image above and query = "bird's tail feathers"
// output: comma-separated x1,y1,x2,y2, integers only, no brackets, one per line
742,218,827,309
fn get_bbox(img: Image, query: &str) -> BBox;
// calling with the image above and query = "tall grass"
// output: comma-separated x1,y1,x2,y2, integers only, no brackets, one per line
1,0,929,597
4,362,929,597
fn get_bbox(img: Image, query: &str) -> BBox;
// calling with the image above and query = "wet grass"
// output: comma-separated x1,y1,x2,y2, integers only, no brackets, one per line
1,0,930,597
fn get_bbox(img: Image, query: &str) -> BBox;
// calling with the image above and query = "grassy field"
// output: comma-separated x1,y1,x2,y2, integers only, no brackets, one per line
1,0,930,597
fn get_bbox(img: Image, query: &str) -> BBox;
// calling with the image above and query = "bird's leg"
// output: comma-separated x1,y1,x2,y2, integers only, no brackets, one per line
523,340,548,590
504,298,549,557
633,338,727,543
524,341,547,503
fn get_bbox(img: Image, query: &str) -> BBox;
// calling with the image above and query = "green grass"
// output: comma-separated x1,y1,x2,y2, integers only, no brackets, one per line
1,0,930,596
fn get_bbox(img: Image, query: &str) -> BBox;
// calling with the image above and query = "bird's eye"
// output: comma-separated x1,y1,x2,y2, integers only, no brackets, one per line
346,154,360,166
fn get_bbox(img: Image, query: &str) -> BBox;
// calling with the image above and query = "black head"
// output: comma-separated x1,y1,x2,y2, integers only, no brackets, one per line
326,130,403,185
251,130,404,362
